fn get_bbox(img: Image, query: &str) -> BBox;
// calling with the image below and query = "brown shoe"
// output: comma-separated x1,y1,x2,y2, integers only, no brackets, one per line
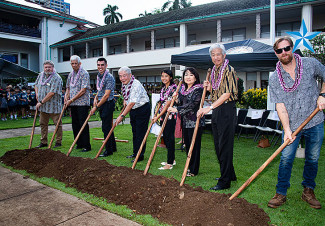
302,187,321,209
268,193,287,208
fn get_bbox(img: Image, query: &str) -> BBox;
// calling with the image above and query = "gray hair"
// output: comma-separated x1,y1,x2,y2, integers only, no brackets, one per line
70,55,81,63
43,60,54,67
118,66,132,75
209,43,226,55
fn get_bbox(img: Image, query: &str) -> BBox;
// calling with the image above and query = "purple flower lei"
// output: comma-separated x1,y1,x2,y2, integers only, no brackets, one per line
179,83,203,95
160,84,177,102
211,59,229,90
276,53,303,92
97,70,108,91
122,75,135,101
39,69,56,85
70,67,82,87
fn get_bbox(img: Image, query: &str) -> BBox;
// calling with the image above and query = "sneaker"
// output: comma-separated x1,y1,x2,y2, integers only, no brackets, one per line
302,187,321,209
161,160,176,166
268,193,287,208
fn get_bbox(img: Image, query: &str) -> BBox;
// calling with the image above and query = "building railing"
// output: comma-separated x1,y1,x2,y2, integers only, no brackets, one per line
0,22,41,38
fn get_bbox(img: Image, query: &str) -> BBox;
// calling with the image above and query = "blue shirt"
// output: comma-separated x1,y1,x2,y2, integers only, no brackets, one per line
97,71,115,101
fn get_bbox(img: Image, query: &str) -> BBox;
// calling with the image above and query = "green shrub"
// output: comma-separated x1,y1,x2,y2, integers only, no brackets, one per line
241,88,267,109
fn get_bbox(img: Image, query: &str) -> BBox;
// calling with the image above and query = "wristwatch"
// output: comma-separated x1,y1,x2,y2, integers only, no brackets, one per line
319,93,325,98
40,100,43,104
121,114,125,118
209,106,214,110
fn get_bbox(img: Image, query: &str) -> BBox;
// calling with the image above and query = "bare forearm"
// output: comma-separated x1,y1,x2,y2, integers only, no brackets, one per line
121,102,135,116
276,103,290,132
70,88,86,102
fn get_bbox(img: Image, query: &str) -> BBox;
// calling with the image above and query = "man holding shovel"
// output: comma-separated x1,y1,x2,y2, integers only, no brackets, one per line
268,37,325,209
35,60,63,148
65,55,91,152
89,57,116,157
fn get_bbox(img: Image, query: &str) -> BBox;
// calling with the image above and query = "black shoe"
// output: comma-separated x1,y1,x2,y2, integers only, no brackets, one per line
76,146,82,149
36,143,48,148
131,156,144,163
99,152,113,157
81,148,91,152
53,143,62,148
126,154,136,159
210,184,230,191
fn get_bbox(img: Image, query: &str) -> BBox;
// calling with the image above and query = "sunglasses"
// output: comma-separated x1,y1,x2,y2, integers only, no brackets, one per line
275,45,291,54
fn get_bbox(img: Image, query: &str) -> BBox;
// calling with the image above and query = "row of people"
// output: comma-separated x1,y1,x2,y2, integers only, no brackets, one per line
0,86,37,120
32,38,324,209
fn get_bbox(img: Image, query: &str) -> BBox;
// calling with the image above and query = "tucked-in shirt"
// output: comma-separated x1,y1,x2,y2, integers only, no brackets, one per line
35,72,63,114
126,79,149,109
269,57,325,131
177,86,205,128
211,64,238,102
97,71,115,102
66,68,91,106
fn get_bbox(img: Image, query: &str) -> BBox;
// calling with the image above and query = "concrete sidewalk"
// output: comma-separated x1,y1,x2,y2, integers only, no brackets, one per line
0,118,130,139
0,166,140,226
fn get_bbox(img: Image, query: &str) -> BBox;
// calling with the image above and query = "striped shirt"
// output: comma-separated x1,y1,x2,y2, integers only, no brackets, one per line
211,64,238,102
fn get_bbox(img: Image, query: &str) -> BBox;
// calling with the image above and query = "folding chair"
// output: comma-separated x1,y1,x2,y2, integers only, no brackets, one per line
254,110,277,142
237,109,265,139
235,109,248,134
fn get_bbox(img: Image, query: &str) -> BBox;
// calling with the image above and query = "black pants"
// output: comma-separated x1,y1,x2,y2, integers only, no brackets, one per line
183,126,203,175
99,100,116,154
211,101,237,187
130,103,150,157
163,117,176,164
71,106,91,150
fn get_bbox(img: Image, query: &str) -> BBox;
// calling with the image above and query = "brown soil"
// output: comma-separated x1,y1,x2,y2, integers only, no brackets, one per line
1,149,270,226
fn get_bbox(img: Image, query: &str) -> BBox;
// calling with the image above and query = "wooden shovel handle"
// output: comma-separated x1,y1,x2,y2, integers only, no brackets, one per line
29,108,38,149
49,105,66,148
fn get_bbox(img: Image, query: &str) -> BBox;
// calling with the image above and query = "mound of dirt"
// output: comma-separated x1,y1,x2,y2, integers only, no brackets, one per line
1,149,270,225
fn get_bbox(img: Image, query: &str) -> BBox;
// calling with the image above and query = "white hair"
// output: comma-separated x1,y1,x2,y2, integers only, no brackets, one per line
209,43,226,55
118,66,132,75
70,55,81,63
43,60,54,67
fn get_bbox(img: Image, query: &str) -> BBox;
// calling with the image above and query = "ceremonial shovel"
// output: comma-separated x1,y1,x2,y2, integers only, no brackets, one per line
48,104,67,148
29,108,38,149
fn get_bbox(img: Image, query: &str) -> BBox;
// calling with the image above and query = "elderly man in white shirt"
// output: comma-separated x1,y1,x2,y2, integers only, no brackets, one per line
116,66,150,162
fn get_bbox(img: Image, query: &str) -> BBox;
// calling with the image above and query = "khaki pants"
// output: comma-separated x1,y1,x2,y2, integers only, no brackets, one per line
39,112,62,145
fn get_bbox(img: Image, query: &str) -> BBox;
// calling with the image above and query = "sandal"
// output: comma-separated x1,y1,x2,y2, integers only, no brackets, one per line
186,172,195,177
158,164,173,170
161,160,176,166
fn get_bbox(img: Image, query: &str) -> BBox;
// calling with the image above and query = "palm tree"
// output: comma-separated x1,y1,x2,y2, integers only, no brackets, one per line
161,0,192,12
103,4,123,25
139,10,152,17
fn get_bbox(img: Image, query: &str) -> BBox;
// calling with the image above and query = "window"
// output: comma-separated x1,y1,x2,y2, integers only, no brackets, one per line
58,46,70,62
155,37,180,49
92,48,103,57
222,28,246,42
246,72,257,90
188,34,196,45
261,72,269,90
109,45,122,55
261,21,300,38
145,40,151,50
20,53,28,68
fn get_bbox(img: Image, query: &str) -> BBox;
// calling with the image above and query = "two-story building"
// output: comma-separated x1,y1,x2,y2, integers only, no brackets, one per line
0,0,97,76
50,0,325,92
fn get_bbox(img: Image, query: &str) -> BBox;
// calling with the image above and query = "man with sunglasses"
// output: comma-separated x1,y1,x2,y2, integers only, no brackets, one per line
268,36,325,209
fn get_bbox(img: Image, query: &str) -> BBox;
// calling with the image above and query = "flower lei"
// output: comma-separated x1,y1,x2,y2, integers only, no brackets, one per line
276,53,303,92
39,69,56,85
122,75,135,101
211,59,229,90
69,67,82,87
160,84,177,102
97,70,108,91
179,83,203,95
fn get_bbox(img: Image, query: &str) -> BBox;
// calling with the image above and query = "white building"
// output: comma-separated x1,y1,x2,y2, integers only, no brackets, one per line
49,0,325,91
0,0,97,75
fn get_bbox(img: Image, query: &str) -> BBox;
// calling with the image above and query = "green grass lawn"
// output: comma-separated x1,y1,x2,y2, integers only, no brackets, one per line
0,125,324,225
0,111,124,130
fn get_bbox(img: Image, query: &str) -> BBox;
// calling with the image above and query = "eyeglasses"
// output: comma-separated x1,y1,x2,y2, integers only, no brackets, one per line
275,45,291,54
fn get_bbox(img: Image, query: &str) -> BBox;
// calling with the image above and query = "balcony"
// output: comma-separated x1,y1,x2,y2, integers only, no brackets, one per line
0,22,41,38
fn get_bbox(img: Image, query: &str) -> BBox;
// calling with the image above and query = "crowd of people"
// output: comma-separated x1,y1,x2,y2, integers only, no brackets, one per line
1,38,324,209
